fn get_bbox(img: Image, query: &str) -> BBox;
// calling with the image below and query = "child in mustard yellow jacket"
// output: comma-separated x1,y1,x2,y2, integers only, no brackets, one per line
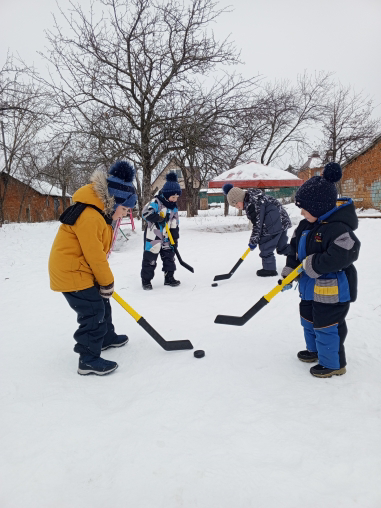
49,161,137,376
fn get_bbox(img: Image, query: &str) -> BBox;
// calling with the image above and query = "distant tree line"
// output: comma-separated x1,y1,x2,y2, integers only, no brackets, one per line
0,0,379,222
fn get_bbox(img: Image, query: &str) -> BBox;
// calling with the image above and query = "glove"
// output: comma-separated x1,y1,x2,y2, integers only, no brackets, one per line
281,283,293,292
248,243,257,251
99,282,114,299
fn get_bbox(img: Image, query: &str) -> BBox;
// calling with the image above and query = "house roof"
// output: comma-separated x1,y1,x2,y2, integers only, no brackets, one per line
6,172,72,197
209,161,303,189
299,152,324,171
342,133,381,168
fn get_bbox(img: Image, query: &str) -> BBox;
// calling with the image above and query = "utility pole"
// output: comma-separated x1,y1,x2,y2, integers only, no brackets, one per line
0,117,9,173
0,116,9,227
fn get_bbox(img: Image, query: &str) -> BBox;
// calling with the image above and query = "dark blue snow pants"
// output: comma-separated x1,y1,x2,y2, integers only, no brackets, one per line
141,248,176,281
62,287,118,361
300,300,350,369
258,230,289,271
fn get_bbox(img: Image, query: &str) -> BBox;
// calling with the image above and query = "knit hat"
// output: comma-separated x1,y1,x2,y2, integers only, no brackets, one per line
107,161,137,209
295,162,342,218
161,172,182,198
223,183,246,206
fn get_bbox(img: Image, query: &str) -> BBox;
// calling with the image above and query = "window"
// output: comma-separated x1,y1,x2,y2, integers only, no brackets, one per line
175,169,182,178
315,170,321,176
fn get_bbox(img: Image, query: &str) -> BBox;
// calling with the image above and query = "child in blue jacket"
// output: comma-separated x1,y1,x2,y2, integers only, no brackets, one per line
141,172,181,289
282,163,360,378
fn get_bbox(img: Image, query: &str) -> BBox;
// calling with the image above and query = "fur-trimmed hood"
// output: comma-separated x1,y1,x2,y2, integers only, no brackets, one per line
72,170,115,216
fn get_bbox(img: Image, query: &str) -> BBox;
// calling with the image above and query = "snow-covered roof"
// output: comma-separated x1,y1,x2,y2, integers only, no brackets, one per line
200,188,224,194
28,180,71,198
300,153,323,171
209,161,303,189
8,172,72,197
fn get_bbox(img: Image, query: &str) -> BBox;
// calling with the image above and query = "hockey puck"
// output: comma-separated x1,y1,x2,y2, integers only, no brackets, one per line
211,283,218,287
194,350,205,359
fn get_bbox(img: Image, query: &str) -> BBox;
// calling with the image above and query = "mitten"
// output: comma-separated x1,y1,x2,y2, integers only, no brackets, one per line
99,282,114,299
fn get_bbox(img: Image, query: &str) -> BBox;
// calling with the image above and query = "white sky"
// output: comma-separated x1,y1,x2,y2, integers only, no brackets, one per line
1,0,380,112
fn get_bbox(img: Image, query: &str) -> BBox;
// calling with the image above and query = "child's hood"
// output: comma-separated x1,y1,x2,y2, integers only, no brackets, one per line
319,197,358,231
72,170,114,216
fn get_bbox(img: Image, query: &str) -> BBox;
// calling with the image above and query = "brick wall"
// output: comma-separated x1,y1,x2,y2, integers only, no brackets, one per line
0,174,68,222
341,138,381,210
297,167,323,182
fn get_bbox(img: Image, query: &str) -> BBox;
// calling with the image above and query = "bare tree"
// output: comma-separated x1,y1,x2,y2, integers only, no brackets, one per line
42,0,240,218
0,56,50,223
318,83,380,164
253,72,332,166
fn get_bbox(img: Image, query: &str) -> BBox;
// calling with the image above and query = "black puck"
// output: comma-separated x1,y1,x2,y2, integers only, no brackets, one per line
194,350,205,359
211,283,218,287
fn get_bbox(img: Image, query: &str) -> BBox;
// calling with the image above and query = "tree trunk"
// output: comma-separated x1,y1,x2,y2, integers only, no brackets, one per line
224,195,229,216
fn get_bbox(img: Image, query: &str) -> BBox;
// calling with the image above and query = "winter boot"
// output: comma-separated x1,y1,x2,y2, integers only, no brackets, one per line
310,364,346,378
142,279,153,290
257,269,278,277
297,350,319,363
78,357,118,376
164,271,181,287
102,334,129,351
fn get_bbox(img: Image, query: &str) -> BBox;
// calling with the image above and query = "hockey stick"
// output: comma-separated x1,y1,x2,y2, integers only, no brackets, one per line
213,248,251,281
112,292,193,351
165,223,194,273
214,263,303,326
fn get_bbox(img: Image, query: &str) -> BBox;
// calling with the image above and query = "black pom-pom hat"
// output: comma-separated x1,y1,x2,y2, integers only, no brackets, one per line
295,162,342,218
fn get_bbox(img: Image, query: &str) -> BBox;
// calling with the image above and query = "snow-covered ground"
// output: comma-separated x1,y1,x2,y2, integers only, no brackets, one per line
1,205,381,508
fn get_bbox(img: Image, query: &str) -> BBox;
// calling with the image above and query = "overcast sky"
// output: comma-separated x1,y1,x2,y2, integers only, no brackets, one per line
1,0,380,112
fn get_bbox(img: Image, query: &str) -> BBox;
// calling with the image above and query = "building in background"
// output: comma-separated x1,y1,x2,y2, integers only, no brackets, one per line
341,134,381,210
150,159,200,212
0,173,71,222
297,151,324,182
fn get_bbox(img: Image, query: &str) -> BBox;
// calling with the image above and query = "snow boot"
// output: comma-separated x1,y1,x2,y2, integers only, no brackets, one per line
297,350,319,363
102,334,129,351
78,357,118,376
164,271,181,287
310,364,346,378
142,279,153,290
257,269,278,277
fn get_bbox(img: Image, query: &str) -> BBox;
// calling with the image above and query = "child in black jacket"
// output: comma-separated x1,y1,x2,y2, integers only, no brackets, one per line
281,162,360,378
223,184,292,276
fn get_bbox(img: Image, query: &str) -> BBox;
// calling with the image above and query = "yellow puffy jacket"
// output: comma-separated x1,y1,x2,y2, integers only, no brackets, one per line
49,171,115,292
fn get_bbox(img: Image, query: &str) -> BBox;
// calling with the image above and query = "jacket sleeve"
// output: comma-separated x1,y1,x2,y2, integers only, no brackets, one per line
247,202,265,245
306,228,361,278
75,217,114,286
142,199,164,224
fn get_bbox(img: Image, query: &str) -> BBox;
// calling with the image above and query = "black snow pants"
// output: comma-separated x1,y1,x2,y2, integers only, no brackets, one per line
258,230,289,271
141,248,176,281
63,286,118,361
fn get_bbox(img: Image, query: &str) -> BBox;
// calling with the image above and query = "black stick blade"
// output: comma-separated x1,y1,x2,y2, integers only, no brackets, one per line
214,297,269,326
213,258,243,282
174,247,194,273
138,317,193,351
213,273,233,281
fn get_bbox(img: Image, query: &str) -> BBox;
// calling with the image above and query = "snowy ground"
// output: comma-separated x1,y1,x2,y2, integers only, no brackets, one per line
1,205,381,508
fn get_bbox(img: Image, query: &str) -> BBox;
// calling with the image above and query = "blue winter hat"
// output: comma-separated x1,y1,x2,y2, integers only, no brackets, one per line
161,172,182,198
295,162,342,218
107,161,137,209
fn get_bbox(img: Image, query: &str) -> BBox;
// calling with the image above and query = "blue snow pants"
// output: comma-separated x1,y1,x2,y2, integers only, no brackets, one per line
300,300,350,369
63,287,118,361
